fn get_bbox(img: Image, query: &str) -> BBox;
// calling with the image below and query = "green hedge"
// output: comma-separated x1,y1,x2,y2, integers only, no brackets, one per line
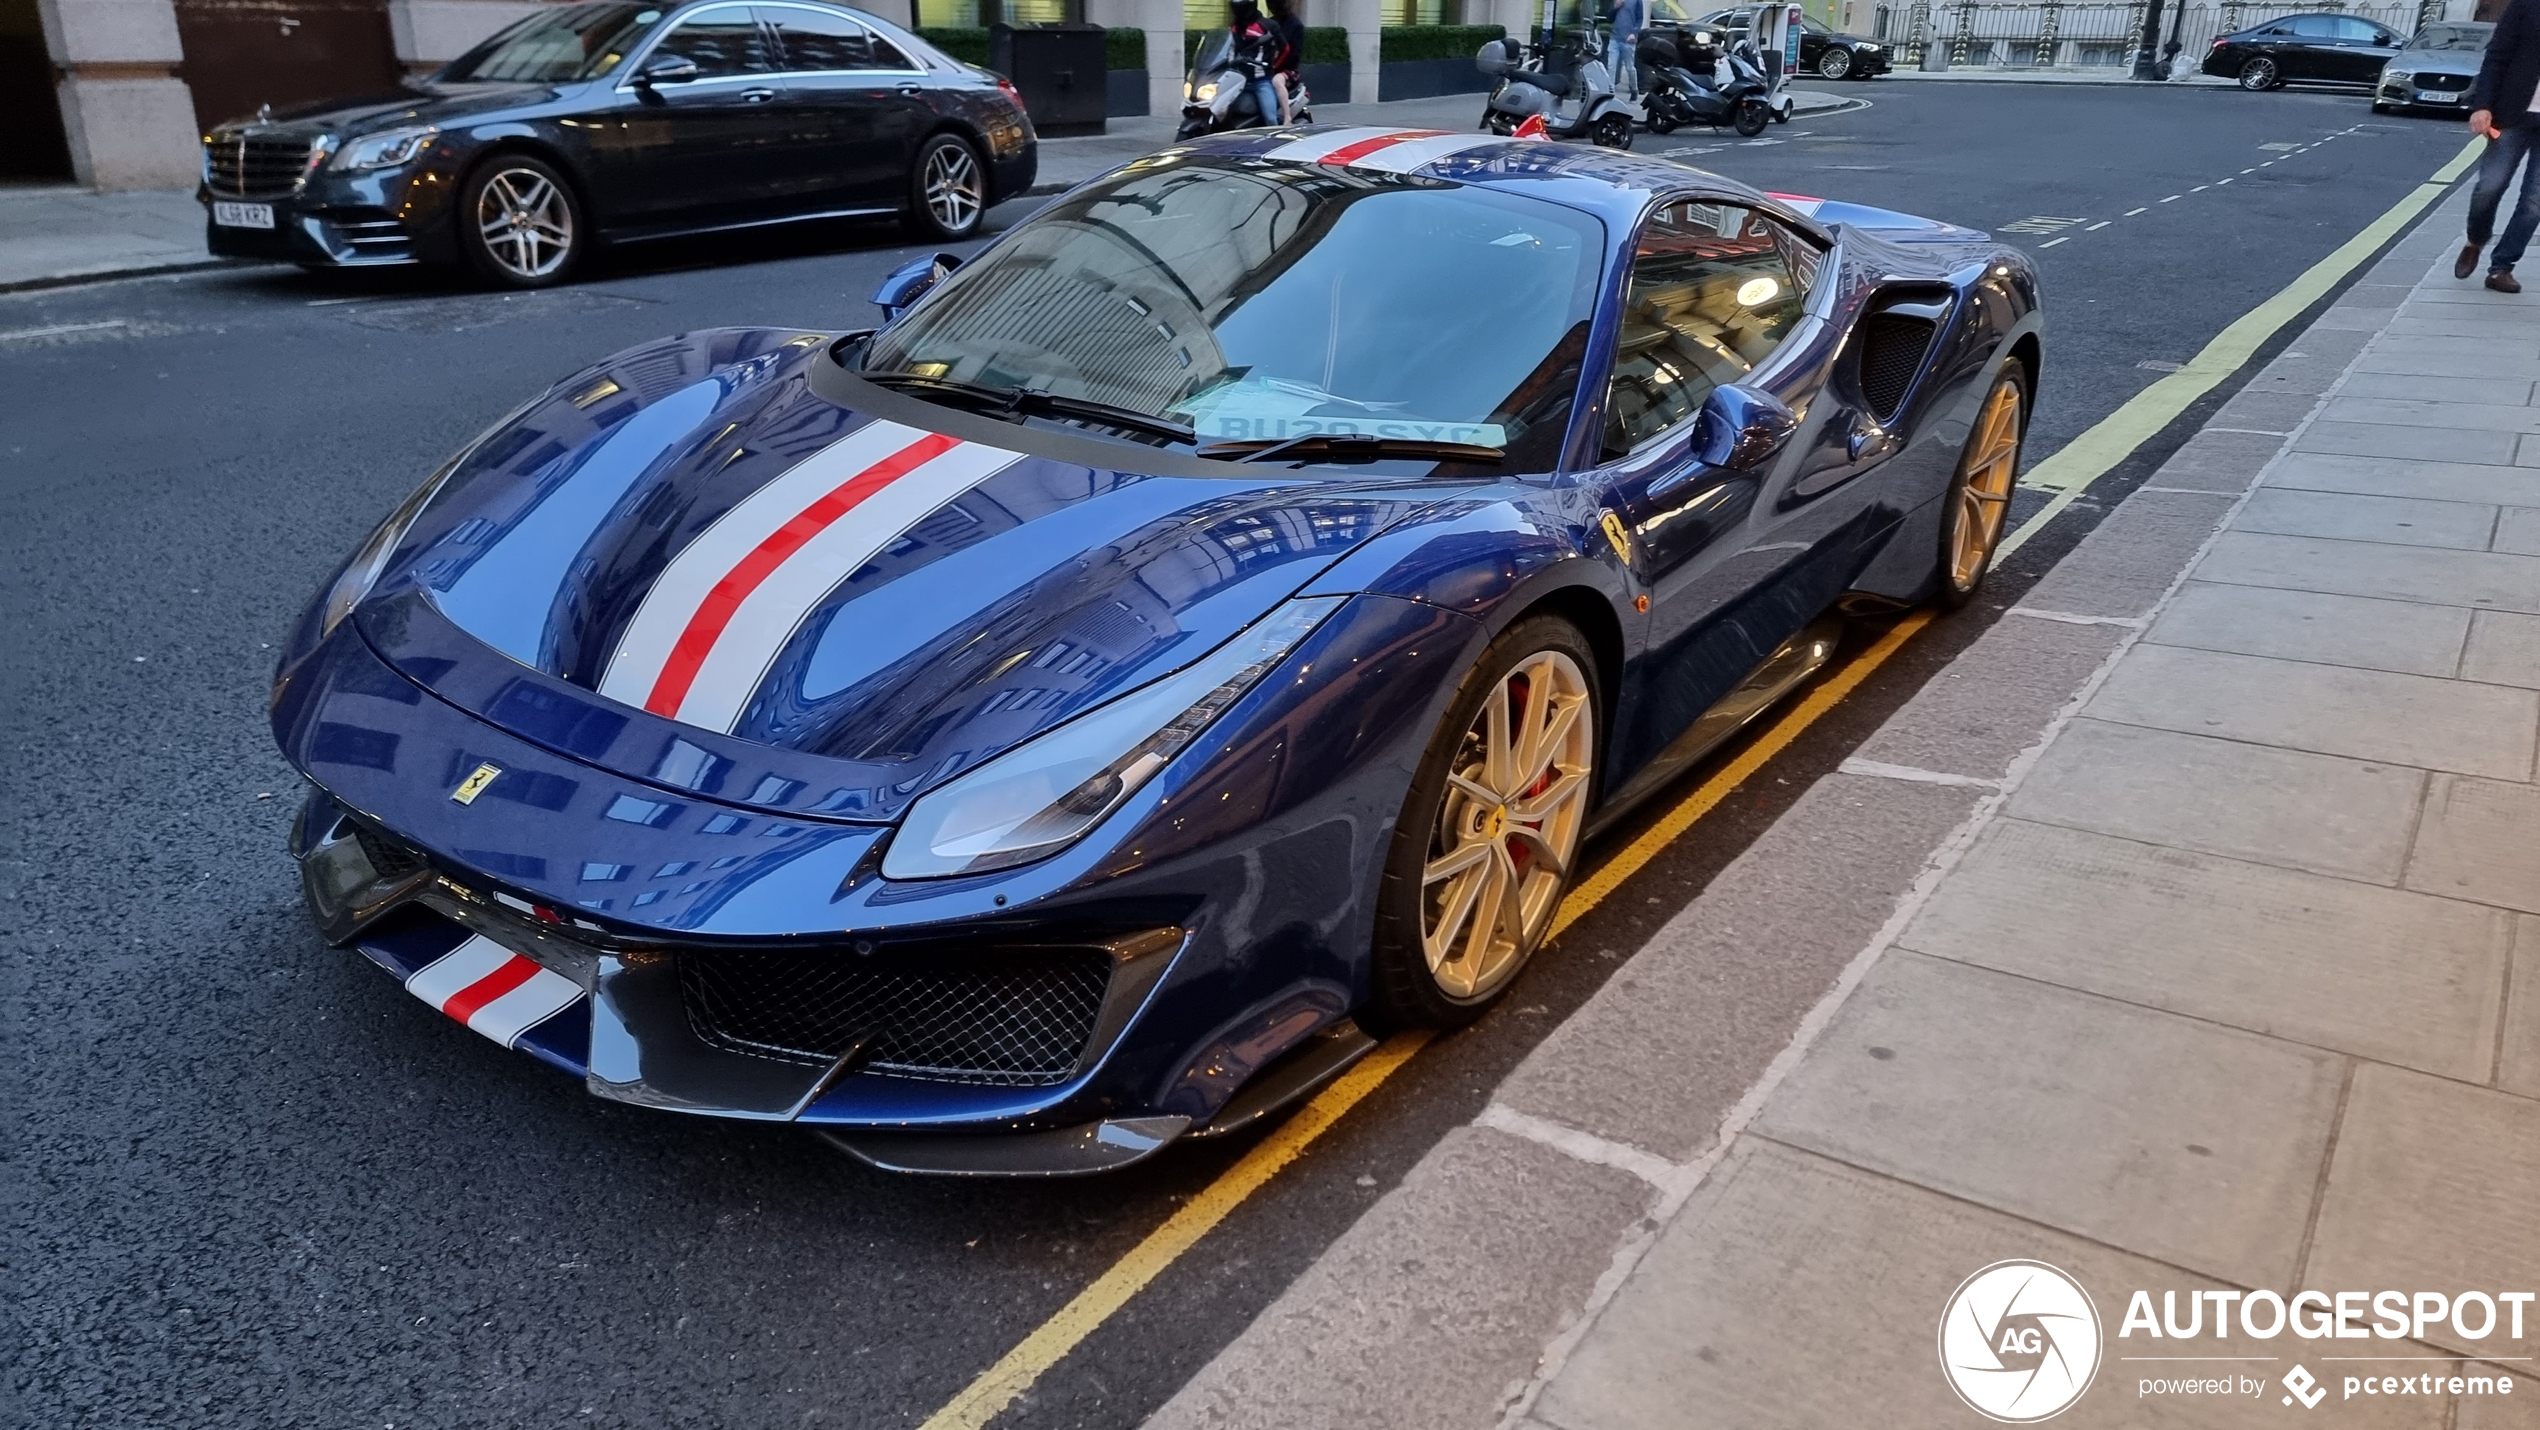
1380,23,1504,61
916,26,1148,70
1184,24,1348,66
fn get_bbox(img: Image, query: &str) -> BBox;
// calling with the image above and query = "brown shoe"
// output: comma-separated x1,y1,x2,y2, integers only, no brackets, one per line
2460,242,2486,279
2491,269,2523,294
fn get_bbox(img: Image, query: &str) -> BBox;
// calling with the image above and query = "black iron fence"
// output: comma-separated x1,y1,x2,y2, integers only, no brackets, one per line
1867,0,2438,69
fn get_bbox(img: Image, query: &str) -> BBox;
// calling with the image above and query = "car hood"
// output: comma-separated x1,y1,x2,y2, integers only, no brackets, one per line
2396,50,2480,73
351,328,1446,826
217,82,569,137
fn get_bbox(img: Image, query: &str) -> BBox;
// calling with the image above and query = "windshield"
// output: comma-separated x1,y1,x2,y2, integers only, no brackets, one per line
440,2,664,82
2408,22,2490,50
860,159,1606,471
1192,30,1234,72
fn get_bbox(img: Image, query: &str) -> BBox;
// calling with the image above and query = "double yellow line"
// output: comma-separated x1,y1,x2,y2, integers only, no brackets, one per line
914,139,2481,1430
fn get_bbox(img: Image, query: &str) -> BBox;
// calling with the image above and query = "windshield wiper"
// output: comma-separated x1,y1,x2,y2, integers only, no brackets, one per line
860,372,1196,445
1197,432,1507,465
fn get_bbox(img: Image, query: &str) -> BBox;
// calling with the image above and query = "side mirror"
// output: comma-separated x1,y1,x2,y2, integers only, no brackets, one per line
635,54,700,88
871,251,961,321
1694,384,1799,469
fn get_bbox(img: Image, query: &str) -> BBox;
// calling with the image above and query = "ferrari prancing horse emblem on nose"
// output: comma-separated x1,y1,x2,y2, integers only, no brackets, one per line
450,762,501,805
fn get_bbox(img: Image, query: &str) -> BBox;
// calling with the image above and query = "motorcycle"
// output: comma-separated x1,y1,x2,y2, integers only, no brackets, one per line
1635,27,1772,137
1177,29,1312,140
1476,24,1635,149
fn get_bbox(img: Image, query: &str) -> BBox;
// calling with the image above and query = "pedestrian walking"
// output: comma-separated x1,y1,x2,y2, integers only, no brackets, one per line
2459,0,2540,293
1606,0,1645,98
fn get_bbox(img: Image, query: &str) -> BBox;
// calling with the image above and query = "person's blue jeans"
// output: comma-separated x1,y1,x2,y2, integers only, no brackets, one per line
1606,34,1637,95
1247,75,1282,126
2468,121,2540,272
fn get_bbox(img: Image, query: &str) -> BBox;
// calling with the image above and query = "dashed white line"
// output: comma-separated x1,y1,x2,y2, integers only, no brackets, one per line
2041,236,2070,247
2086,220,2110,230
2125,206,2149,215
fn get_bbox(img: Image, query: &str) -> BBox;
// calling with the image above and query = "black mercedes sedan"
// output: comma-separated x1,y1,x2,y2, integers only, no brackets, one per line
2200,10,2405,91
1691,7,1891,79
197,0,1037,287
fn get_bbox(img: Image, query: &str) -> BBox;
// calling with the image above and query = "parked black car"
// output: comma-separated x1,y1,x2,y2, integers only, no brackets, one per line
1688,6,1890,78
2374,21,2494,114
197,0,1037,287
2200,11,2405,91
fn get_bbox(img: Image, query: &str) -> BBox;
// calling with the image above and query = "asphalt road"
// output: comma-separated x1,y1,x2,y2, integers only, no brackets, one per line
0,82,2467,1429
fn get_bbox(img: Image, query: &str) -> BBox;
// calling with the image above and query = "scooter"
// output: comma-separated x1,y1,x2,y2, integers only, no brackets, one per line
1636,27,1772,137
1177,29,1312,139
1476,23,1635,149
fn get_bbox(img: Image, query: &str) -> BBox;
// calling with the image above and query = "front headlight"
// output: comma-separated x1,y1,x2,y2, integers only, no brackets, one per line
882,598,1342,879
1195,80,1220,102
2384,67,2411,84
330,125,438,172
1858,42,1881,52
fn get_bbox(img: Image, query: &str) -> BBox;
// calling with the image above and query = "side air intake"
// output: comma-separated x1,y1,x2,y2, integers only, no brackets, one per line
1857,293,1949,422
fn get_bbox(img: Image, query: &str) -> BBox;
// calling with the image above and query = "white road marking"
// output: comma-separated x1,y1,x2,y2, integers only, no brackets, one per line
0,319,127,342
2040,236,2070,247
2125,205,2149,215
2086,220,2110,230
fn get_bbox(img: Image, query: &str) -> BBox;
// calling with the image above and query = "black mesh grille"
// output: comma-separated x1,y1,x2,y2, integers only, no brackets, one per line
2417,72,2469,90
206,132,318,199
679,947,1114,1086
1858,313,1935,421
351,823,428,881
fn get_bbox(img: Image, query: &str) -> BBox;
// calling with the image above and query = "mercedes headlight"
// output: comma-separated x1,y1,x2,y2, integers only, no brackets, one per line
331,125,438,172
883,598,1341,879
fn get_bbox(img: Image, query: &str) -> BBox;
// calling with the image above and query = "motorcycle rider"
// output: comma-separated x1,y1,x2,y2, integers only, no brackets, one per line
1267,0,1306,122
1228,0,1283,128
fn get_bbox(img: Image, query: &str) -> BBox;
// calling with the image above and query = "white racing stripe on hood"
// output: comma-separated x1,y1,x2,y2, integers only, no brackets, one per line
597,419,1023,733
1341,132,1510,173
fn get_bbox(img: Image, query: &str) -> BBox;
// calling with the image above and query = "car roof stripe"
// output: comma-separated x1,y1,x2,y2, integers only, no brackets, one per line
1346,132,1510,174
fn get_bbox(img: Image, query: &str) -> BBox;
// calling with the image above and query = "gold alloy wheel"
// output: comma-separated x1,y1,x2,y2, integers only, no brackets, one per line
1948,377,2024,592
1420,649,1595,1000
476,167,573,280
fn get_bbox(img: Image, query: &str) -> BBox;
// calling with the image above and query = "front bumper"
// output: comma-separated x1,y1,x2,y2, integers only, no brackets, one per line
199,164,459,268
1844,46,1891,75
2379,77,2473,108
271,593,1475,1170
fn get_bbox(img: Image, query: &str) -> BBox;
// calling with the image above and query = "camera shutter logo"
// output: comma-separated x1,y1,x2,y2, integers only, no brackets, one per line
1938,1260,2103,1422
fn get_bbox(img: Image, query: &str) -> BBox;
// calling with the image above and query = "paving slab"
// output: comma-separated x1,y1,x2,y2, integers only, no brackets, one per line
2210,390,2317,434
2496,506,2540,556
2385,314,2540,341
2320,397,2540,435
2005,719,2426,884
2084,644,2539,780
2337,372,2538,406
1901,819,2508,1080
2465,610,2540,688
2014,490,2237,620
2458,1382,2540,1430
2350,342,2540,382
2194,531,2540,616
1494,772,1984,1161
2509,916,2540,1101
2294,421,2520,466
2235,488,2500,550
2145,581,2470,678
2407,774,2540,914
1843,612,2124,781
2268,452,2540,507
1143,1124,1649,1430
1751,952,2344,1289
2303,1065,2540,1359
2151,429,2297,494
1530,1140,2444,1430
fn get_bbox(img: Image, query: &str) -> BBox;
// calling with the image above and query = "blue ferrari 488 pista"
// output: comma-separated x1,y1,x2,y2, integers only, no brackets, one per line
271,125,2041,1174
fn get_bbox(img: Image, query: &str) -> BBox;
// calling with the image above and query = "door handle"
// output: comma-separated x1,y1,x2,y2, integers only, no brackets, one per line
741,87,776,103
897,83,922,95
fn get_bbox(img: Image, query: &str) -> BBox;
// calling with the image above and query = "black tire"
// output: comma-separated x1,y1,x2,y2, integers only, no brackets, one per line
904,133,987,242
1772,104,1790,122
1936,357,2030,611
1733,97,1770,136
2239,56,2280,90
1367,616,1600,1031
1818,46,1853,79
1648,112,1677,134
457,154,585,290
1590,111,1635,148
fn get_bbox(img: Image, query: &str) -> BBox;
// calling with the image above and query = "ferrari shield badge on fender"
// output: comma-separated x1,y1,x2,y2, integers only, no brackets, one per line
450,762,501,805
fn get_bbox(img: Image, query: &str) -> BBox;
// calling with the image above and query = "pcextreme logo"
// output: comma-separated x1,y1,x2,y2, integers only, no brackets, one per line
1938,1260,2103,1422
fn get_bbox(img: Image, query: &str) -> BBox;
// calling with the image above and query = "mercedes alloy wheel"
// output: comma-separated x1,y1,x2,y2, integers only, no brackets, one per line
462,157,581,289
2239,56,2280,90
908,135,986,241
1819,47,1853,79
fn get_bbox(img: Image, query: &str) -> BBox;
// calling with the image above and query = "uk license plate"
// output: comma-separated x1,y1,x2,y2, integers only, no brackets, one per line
2418,89,2458,103
212,201,274,229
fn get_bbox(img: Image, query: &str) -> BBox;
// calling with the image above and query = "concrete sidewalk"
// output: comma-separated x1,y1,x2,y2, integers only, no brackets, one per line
1146,192,2540,1429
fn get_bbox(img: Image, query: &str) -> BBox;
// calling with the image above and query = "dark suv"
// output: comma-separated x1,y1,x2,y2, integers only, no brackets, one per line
197,0,1037,286
2201,11,2405,90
